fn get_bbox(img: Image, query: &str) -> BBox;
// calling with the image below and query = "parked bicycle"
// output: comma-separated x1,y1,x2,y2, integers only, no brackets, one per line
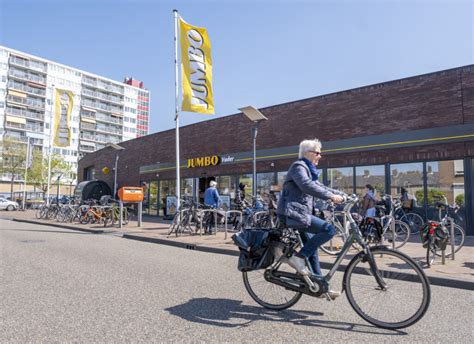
237,195,431,330
393,198,425,235
359,195,411,249
168,199,201,236
422,196,465,265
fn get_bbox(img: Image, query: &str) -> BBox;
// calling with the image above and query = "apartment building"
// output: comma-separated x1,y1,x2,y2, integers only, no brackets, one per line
0,46,150,188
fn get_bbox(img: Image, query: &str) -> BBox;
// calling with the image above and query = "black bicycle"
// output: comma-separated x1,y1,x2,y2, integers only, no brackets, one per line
242,195,431,330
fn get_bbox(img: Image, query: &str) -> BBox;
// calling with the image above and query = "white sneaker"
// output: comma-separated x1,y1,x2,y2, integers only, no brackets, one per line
286,255,310,276
318,290,341,300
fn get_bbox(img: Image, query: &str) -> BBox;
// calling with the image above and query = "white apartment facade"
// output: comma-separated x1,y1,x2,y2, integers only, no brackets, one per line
0,46,150,187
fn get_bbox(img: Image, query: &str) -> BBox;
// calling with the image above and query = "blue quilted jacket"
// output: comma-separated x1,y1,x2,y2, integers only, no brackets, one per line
277,160,339,226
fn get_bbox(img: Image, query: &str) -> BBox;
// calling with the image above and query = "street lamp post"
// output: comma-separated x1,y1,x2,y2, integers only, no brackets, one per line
239,106,268,200
106,142,125,198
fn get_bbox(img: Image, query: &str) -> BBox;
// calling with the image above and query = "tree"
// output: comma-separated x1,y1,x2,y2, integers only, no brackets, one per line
27,151,73,194
415,188,446,206
0,137,27,199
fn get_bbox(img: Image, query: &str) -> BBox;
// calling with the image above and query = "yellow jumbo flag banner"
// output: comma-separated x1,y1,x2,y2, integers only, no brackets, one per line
53,89,74,147
179,17,214,114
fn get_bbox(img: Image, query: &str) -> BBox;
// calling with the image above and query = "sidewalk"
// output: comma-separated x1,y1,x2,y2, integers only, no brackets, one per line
3,210,473,290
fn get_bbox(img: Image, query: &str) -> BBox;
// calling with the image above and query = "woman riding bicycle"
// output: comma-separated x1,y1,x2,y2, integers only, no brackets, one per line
276,138,344,283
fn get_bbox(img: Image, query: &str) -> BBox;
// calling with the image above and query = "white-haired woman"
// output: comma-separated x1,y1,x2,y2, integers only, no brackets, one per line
277,139,344,296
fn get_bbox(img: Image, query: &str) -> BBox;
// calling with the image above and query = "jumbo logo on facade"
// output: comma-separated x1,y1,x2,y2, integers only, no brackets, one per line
187,155,220,168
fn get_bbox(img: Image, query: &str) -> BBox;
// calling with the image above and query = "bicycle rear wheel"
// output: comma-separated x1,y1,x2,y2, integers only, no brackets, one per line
243,264,302,310
344,247,430,329
400,213,424,235
320,223,346,255
435,223,465,257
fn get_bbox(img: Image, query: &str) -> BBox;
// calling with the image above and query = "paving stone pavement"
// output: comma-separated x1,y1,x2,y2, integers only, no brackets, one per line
3,209,473,289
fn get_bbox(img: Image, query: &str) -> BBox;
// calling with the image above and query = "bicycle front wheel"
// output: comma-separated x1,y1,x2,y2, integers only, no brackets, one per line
383,220,411,249
243,265,302,310
344,247,430,329
320,223,347,255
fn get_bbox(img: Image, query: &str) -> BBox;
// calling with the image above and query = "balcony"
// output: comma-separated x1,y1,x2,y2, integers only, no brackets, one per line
80,122,96,131
5,107,45,121
3,134,44,146
7,95,45,110
81,99,123,114
96,126,122,135
82,76,97,87
7,80,46,97
9,56,47,73
80,111,96,120
96,80,124,95
95,114,122,125
82,88,123,105
80,133,96,141
79,145,95,152
8,69,46,85
6,121,44,133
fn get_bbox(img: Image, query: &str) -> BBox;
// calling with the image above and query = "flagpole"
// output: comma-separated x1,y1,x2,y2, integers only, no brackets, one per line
173,9,181,210
46,84,55,205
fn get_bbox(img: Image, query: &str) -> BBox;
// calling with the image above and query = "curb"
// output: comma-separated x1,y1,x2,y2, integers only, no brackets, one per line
122,233,474,291
11,218,107,234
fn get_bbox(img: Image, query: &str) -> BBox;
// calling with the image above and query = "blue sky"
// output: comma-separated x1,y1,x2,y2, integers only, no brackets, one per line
0,0,472,134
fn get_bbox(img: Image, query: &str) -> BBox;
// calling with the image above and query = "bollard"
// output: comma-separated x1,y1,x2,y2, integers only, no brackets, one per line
214,210,218,234
138,202,142,227
450,221,455,260
390,218,396,249
119,201,123,229
224,212,228,239
224,210,243,240
442,247,446,265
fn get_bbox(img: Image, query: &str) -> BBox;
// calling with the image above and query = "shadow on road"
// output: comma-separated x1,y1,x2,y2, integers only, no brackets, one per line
165,297,406,335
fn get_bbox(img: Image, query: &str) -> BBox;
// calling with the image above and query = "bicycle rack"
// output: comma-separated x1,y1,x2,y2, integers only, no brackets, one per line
119,201,142,229
224,210,243,239
198,209,218,236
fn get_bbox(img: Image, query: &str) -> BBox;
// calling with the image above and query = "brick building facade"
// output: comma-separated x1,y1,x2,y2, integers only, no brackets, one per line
78,65,474,234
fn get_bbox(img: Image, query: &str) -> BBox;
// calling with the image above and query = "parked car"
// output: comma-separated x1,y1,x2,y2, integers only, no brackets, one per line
0,198,19,211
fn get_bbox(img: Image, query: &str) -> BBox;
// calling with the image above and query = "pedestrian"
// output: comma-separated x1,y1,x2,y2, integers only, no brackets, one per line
400,187,416,210
360,184,377,217
203,181,222,234
277,138,344,299
235,183,249,210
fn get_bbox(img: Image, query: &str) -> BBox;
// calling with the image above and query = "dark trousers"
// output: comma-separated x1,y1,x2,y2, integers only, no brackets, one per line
298,216,336,275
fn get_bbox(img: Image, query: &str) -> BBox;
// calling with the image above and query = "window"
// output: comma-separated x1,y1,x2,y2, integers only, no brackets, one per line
149,181,158,216
327,167,354,194
181,178,194,197
238,174,253,203
454,160,464,176
257,172,275,200
390,162,423,206
355,165,385,196
216,175,235,198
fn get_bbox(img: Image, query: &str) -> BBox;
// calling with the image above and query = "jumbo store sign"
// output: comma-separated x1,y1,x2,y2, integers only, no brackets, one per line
187,155,220,168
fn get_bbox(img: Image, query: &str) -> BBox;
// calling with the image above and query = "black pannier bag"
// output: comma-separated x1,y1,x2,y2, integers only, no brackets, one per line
232,228,274,272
